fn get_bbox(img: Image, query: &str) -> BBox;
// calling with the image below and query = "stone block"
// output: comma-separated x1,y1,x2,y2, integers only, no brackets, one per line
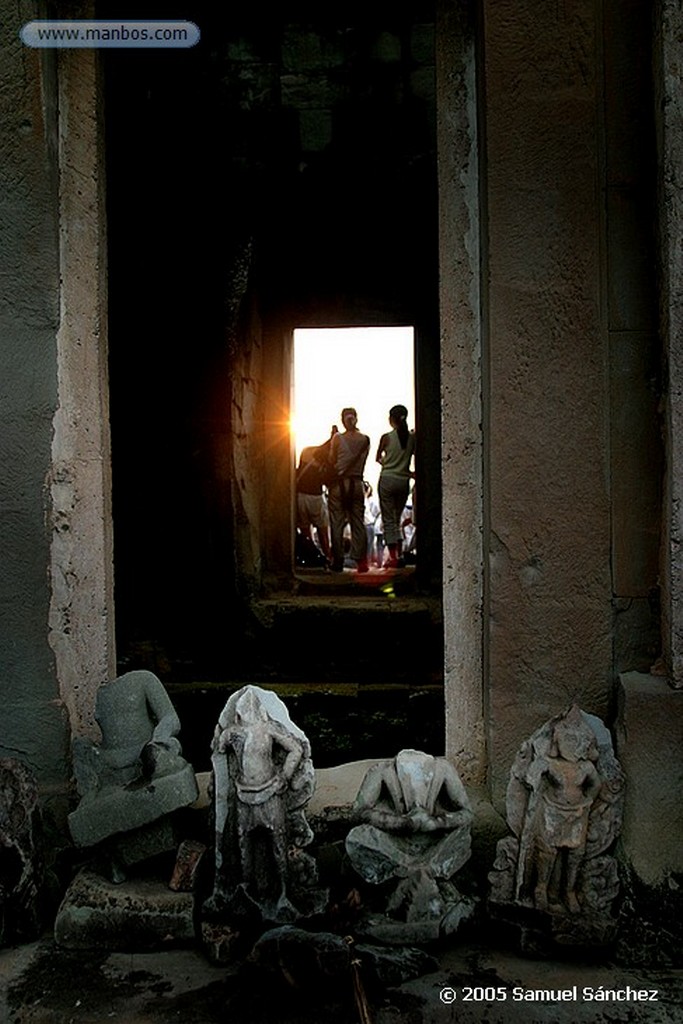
112,816,178,869
307,759,379,817
616,672,683,884
54,869,195,951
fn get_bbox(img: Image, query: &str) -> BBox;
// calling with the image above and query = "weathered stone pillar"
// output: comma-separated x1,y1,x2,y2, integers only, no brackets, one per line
0,1,69,796
49,23,115,737
657,0,683,688
436,0,486,785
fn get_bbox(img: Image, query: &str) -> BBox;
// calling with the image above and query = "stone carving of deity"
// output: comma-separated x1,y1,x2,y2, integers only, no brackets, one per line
489,704,625,948
206,685,325,926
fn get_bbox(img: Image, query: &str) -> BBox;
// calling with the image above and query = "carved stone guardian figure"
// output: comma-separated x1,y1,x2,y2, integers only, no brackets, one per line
205,685,326,931
488,704,625,950
345,749,474,941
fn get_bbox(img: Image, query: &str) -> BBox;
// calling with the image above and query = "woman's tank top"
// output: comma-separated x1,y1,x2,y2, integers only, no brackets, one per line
380,429,415,477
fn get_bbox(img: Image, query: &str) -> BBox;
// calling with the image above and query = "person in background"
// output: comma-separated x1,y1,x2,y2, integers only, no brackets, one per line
363,481,380,568
376,404,416,569
295,427,336,565
373,509,385,568
400,492,417,564
328,408,370,573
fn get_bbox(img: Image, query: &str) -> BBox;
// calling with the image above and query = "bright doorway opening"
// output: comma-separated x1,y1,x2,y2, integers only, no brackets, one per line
292,326,416,493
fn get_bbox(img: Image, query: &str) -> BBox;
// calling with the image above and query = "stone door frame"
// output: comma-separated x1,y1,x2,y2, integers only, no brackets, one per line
436,0,487,783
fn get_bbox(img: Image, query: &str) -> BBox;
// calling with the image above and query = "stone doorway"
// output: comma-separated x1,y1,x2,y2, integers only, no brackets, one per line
104,2,456,681
292,325,416,576
44,0,483,784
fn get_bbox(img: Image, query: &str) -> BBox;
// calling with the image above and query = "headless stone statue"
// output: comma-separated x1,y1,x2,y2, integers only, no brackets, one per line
68,670,198,849
345,749,474,940
488,704,625,949
206,685,325,926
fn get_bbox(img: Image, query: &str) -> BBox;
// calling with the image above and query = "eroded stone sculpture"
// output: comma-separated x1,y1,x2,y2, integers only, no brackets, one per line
345,749,474,941
206,685,325,926
68,670,198,850
488,704,625,948
0,758,44,944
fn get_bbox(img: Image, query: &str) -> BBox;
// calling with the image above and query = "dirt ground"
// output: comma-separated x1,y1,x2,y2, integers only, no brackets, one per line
2,937,682,1024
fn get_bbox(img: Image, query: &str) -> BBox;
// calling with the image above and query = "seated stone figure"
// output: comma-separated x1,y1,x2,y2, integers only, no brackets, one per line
68,670,198,848
345,749,474,936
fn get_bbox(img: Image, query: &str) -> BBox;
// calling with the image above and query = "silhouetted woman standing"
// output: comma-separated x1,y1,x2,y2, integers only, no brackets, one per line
376,405,415,568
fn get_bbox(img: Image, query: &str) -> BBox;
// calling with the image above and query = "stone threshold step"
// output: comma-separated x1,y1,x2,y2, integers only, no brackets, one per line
167,680,444,698
251,595,442,620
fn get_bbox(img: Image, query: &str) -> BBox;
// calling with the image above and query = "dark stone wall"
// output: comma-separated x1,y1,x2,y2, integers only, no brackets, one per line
483,0,662,800
0,17,70,792
604,0,662,676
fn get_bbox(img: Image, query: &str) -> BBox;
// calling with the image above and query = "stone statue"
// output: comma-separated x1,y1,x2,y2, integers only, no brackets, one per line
206,685,325,926
488,704,625,948
0,758,45,944
345,749,474,940
68,670,198,850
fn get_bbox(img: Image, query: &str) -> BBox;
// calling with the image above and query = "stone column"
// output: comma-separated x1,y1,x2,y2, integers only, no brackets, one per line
657,0,683,688
49,33,115,737
436,0,486,785
482,0,612,802
0,1,69,795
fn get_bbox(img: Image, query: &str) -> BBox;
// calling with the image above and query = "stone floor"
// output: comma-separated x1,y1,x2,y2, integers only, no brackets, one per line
2,936,681,1024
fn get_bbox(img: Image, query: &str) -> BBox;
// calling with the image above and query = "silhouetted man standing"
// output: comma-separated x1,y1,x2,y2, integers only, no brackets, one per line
328,408,370,573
